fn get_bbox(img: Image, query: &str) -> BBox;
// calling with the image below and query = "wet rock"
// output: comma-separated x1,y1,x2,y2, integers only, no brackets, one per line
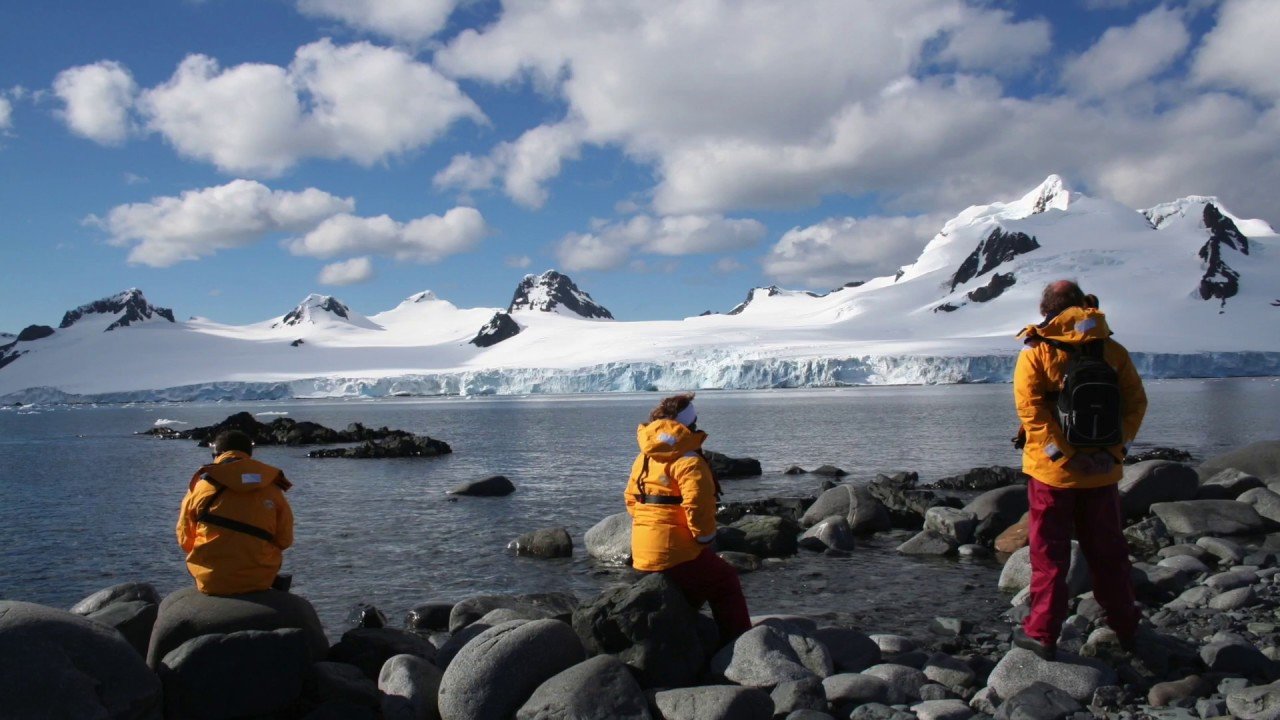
986,648,1116,703
718,497,812,524
912,699,973,720
1118,461,1200,518
930,618,972,639
330,627,438,681
704,451,763,480
1123,516,1173,557
710,624,832,687
0,600,162,719
1227,679,1280,720
347,603,387,629
822,673,890,711
1240,488,1280,526
719,515,800,557
993,681,1083,720
449,475,516,496
159,628,310,720
799,516,855,552
811,465,848,477
1199,468,1265,499
70,581,162,615
1156,554,1211,576
378,654,442,720
770,677,827,716
898,530,958,556
1126,447,1194,464
994,513,1030,554
1211,586,1260,611
925,507,978,545
449,592,577,633
308,433,451,458
784,466,807,475
869,472,959,529
1158,543,1214,563
508,527,573,558
870,634,915,656
958,544,991,559
405,602,454,633
437,619,586,720
1150,499,1265,537
84,599,158,658
924,653,977,692
1205,567,1258,591
965,486,1030,545
801,485,891,534
999,544,1090,595
585,512,633,566
1148,674,1208,708
930,466,1022,491
719,551,763,572
146,586,327,668
1202,633,1276,679
862,663,928,704
572,574,707,688
814,627,881,673
1199,440,1280,483
309,661,381,708
651,686,774,720
515,655,650,720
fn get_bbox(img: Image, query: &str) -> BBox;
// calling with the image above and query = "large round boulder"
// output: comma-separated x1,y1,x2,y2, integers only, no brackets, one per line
1240,487,1280,527
436,619,586,720
1199,440,1280,483
1149,500,1266,537
379,654,443,720
923,507,977,545
159,628,311,720
1118,461,1200,517
998,543,1090,595
986,648,1116,703
329,627,438,680
801,485,890,534
964,485,1029,544
508,527,573,558
719,515,800,557
146,586,327,668
798,516,855,552
1198,468,1265,499
71,581,162,615
515,655,651,720
709,624,832,688
0,600,162,720
814,627,881,673
585,512,633,566
651,686,774,720
448,592,578,633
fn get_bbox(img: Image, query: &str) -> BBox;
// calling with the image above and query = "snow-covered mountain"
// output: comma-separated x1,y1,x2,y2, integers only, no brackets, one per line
2,175,1277,402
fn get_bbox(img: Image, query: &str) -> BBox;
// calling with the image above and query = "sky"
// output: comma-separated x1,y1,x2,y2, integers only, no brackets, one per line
1,0,1278,331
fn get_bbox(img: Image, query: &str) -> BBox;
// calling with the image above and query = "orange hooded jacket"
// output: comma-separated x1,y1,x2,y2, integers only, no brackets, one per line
176,451,294,595
1014,306,1147,489
625,419,718,571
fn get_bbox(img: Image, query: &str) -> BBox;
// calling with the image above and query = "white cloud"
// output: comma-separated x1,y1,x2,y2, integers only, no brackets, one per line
296,0,459,43
287,206,487,263
92,179,355,267
435,121,584,208
763,215,945,288
1193,0,1280,101
0,95,11,131
555,214,766,271
1063,6,1191,97
936,8,1052,75
137,39,483,175
318,256,375,285
712,257,744,274
504,255,532,268
53,61,138,145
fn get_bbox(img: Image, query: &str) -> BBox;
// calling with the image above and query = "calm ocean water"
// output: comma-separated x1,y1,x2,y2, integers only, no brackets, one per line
1,377,1277,639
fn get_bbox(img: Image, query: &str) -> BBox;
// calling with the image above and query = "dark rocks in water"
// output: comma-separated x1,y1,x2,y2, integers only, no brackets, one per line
308,433,452,458
470,311,521,347
508,527,573,558
948,228,1040,292
704,450,763,479
811,464,848,477
346,603,387,629
448,592,579,633
16,324,55,342
59,288,176,331
438,619,587,720
967,271,1016,303
1198,204,1249,306
404,602,454,633
868,472,961,529
572,573,708,688
717,496,812,524
799,516,856,552
718,515,800,557
784,465,806,475
964,485,1030,545
450,475,516,497
515,654,651,720
930,466,1023,491
142,411,450,455
159,628,310,719
1124,446,1194,464
584,512,633,566
329,627,437,681
508,270,614,319
0,600,163,718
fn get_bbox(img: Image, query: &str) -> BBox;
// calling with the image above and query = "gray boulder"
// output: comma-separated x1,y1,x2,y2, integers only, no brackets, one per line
1156,554,1211,576
912,699,974,720
1118,461,1200,518
814,627,881,673
986,648,1116,703
998,543,1090,595
379,654,443,720
146,586,327,668
861,663,927,704
1123,515,1173,557
924,507,977,545
309,661,381,708
1199,468,1265,499
85,599,158,658
710,624,832,687
508,527,573,558
801,485,890,534
1241,487,1280,526
449,475,515,496
435,621,495,670
405,602,454,633
448,592,577,633
585,512,633,565
329,627,438,680
993,681,1082,720
923,653,976,692
572,573,707,688
801,485,854,527
0,600,162,720
1199,440,1280,483
964,485,1029,544
720,515,800,557
159,628,310,720
437,619,586,720
770,677,827,716
897,529,958,556
799,516,856,552
1201,634,1275,679
1149,499,1266,537
1210,586,1259,611
822,673,890,711
515,655,651,720
70,581,162,615
651,686,774,720
1227,680,1280,720
1198,536,1245,565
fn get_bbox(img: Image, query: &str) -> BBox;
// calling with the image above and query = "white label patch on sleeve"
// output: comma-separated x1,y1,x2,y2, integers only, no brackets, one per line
658,433,677,446
241,473,262,485
1075,318,1097,333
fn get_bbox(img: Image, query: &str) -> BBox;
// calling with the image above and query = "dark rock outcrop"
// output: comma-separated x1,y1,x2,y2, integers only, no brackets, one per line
449,475,516,497
508,270,613,319
328,627,437,681
276,294,352,327
704,450,763,479
948,229,1040,291
515,655,652,720
966,272,1016,303
1197,204,1250,306
159,628,310,720
308,433,452,458
868,472,961,529
508,527,574,558
438,619,587,720
16,324,55,342
718,515,801,557
143,412,450,455
146,586,327,669
470,311,521,347
930,466,1022,491
59,288,176,331
718,496,812,525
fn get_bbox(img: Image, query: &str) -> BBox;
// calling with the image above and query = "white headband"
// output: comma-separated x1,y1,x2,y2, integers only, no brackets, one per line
675,403,697,427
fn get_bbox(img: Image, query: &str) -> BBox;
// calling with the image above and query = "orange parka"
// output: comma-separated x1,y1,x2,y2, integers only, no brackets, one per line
1014,306,1148,489
176,451,294,595
625,419,719,571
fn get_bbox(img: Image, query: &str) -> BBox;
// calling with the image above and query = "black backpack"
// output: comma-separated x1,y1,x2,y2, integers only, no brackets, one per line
1046,339,1123,447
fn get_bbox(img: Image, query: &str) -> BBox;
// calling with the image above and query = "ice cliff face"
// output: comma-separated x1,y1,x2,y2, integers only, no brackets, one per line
508,270,614,319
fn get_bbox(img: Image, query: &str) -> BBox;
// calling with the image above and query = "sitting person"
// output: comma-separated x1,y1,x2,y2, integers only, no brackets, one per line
176,429,294,595
625,393,751,645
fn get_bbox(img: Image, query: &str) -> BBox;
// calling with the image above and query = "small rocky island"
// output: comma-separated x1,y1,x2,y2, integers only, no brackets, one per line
143,411,452,458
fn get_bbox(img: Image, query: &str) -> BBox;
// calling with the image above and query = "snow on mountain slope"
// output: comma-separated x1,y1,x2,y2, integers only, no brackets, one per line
2,176,1276,401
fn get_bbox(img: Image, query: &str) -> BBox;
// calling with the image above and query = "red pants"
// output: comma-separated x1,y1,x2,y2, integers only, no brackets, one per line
661,548,752,645
1024,478,1138,646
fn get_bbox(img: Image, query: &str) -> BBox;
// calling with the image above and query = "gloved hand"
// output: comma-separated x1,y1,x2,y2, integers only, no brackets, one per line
1065,452,1115,475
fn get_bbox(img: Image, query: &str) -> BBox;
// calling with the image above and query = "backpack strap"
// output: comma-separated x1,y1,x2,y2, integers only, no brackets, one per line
632,455,685,505
195,476,276,543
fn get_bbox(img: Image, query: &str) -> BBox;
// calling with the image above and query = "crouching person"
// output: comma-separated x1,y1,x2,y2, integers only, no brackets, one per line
626,393,751,646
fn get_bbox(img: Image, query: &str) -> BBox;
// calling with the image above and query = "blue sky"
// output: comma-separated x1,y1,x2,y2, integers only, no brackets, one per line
1,0,1277,331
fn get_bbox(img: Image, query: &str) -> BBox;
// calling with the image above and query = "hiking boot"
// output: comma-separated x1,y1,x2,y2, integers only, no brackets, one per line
1012,627,1057,661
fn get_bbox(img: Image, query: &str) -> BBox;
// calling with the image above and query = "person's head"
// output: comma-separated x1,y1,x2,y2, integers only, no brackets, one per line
1039,280,1086,318
650,392,697,429
1083,293,1099,309
213,429,253,457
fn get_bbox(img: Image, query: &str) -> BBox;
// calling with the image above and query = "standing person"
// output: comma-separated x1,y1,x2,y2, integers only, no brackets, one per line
625,393,752,645
1012,280,1148,659
177,429,295,595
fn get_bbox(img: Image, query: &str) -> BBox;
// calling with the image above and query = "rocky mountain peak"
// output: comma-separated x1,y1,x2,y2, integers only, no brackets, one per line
59,288,176,332
277,294,353,327
406,290,438,304
727,286,781,315
507,270,613,319
1198,203,1249,307
1019,174,1072,216
948,229,1040,292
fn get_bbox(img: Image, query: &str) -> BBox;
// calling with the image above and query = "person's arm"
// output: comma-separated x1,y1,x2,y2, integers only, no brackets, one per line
674,456,718,546
274,489,294,550
1014,346,1073,466
624,455,643,517
176,482,213,553
1117,345,1148,453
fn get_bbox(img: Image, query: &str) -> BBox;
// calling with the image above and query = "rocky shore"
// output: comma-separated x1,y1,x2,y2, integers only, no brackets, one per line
142,411,452,458
4,439,1280,720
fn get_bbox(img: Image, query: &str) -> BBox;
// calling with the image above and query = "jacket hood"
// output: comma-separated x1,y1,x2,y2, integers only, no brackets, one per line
637,419,706,462
202,451,290,492
1017,306,1113,345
